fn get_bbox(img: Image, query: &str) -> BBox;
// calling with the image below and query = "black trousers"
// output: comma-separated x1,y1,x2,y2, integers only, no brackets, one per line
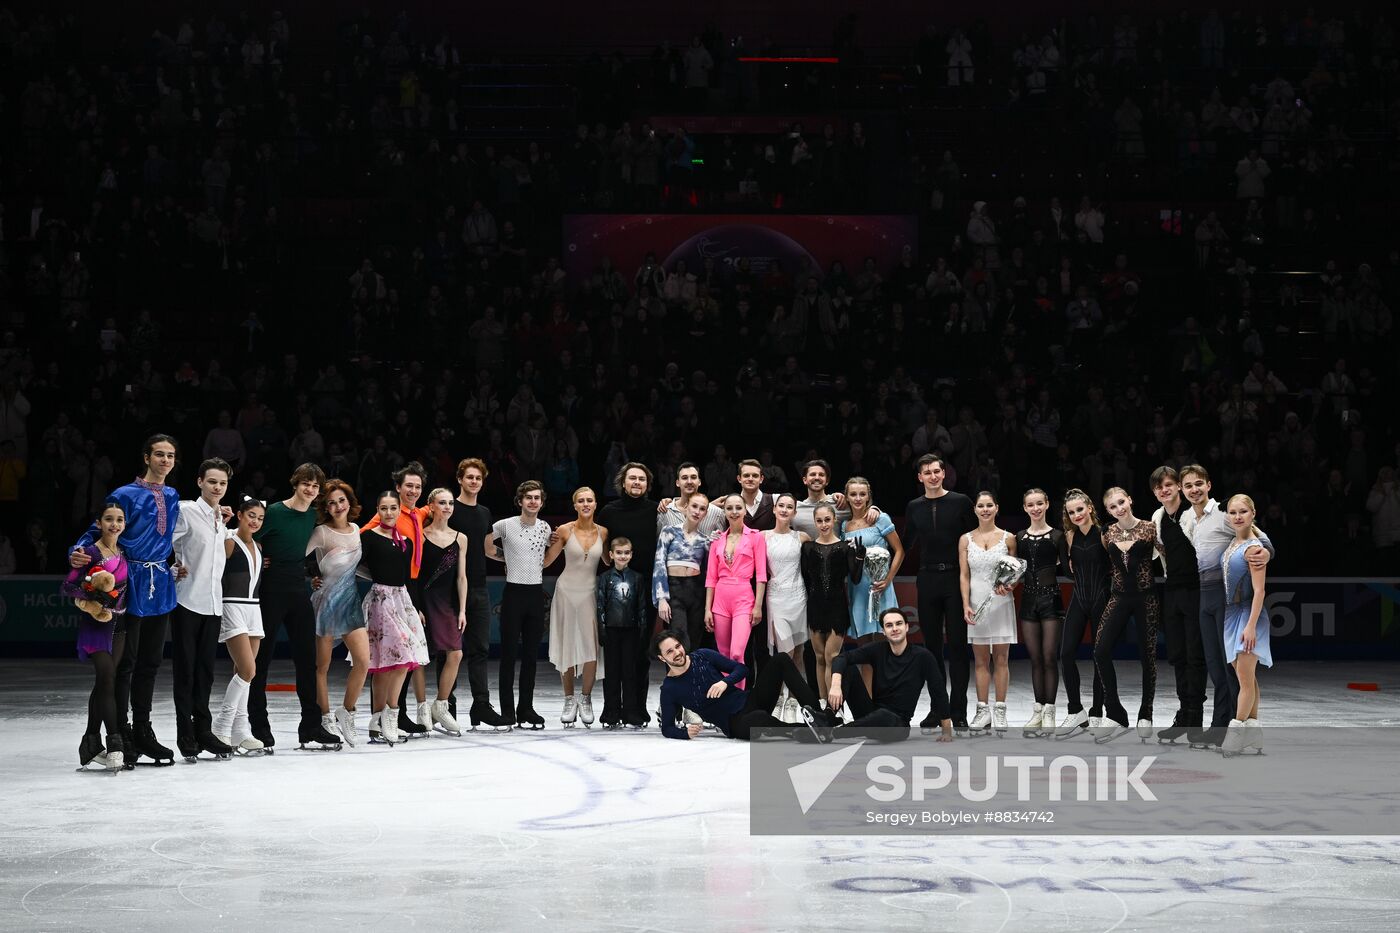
918,569,969,722
171,605,220,739
1199,584,1241,727
602,627,647,723
249,587,320,737
633,588,657,725
1161,585,1206,715
498,583,545,715
728,654,823,740
1061,590,1106,716
841,667,912,736
114,612,169,727
1093,589,1160,723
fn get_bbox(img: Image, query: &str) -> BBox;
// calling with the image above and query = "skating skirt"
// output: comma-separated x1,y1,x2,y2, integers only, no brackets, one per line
219,602,265,642
1223,602,1272,668
76,615,117,660
422,584,464,654
312,573,366,640
766,583,809,654
364,584,429,674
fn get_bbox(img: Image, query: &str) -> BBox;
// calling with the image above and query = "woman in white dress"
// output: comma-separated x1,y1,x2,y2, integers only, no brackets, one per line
543,487,607,728
959,491,1018,735
764,492,809,720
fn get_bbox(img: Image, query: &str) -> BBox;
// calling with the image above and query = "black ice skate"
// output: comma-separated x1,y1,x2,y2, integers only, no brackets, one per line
130,722,175,766
469,702,512,733
516,704,546,730
297,722,344,751
197,732,234,761
1157,710,1195,746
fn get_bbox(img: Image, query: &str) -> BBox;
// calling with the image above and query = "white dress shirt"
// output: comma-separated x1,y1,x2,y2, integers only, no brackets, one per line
173,497,230,614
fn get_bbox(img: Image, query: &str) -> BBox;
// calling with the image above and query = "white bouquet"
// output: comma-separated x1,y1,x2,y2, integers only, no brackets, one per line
971,555,1026,625
863,545,892,628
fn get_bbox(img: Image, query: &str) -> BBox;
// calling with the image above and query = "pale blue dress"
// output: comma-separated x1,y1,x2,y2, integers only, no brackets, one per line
1223,538,1271,667
841,513,899,637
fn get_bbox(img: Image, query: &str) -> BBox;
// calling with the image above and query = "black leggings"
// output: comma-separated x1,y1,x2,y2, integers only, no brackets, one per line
114,612,169,726
87,633,127,739
498,583,545,714
1061,591,1106,716
728,654,823,740
1018,593,1062,705
1093,590,1159,724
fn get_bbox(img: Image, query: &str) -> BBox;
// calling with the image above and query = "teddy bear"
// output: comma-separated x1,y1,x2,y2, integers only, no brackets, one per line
75,570,120,623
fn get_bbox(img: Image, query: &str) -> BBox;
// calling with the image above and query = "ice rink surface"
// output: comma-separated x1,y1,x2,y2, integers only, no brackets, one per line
3,658,1399,933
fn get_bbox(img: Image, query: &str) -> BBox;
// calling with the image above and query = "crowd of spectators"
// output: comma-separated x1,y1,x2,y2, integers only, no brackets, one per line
0,6,1397,578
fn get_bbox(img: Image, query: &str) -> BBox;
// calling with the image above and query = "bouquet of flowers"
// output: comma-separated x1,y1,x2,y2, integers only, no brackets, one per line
971,555,1026,625
864,545,892,627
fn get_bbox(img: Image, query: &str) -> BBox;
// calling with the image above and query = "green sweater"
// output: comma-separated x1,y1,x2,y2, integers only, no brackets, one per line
254,500,318,592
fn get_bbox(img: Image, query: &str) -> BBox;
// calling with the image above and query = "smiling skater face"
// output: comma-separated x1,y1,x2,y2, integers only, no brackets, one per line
98,505,126,540
975,493,999,523
1103,489,1133,522
657,635,687,669
1023,489,1048,523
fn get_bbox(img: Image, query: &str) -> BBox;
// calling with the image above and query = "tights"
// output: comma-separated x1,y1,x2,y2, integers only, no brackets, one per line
1019,617,1062,706
87,633,127,738
1093,591,1159,724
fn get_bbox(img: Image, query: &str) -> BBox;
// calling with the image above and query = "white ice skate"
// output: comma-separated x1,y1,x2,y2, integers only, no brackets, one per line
226,710,267,755
382,709,403,745
106,750,125,772
1093,717,1132,744
430,700,461,736
578,695,595,728
1244,718,1264,754
1135,718,1155,742
368,710,389,746
1055,709,1088,739
561,695,579,727
969,703,992,735
417,702,433,733
322,713,346,743
992,702,1009,735
1022,704,1044,738
335,707,358,747
1220,719,1247,757
1039,704,1058,737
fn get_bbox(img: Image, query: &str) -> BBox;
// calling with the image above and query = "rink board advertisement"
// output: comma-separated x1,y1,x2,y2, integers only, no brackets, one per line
2,577,1398,659
562,213,916,282
750,727,1400,836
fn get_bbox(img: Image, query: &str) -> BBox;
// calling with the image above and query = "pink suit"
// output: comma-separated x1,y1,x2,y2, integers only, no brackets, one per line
706,526,768,687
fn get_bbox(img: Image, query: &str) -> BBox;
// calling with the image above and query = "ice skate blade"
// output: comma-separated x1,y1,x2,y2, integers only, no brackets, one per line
471,724,512,733
1093,725,1132,744
431,725,462,737
131,758,176,767
296,743,343,751
1054,727,1088,741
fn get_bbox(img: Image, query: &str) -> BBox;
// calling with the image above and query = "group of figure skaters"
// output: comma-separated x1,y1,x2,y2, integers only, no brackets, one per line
63,435,1276,772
